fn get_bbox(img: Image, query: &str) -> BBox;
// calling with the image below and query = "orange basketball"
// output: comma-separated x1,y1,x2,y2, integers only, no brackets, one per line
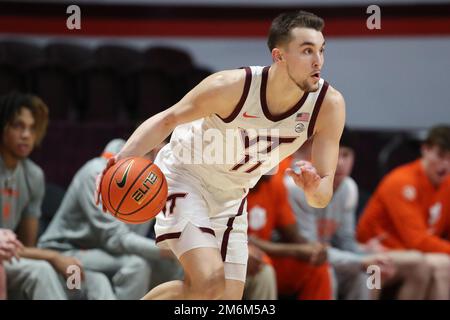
100,157,168,224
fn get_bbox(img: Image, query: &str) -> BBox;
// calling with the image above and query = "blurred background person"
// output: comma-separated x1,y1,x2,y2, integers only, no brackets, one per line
38,138,182,300
0,228,23,300
246,174,332,300
357,125,450,299
286,128,432,300
0,91,115,299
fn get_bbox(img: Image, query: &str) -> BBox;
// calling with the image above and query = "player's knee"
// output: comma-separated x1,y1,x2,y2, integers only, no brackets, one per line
28,260,58,282
425,254,450,280
125,255,151,277
400,252,431,282
190,266,226,299
86,271,110,287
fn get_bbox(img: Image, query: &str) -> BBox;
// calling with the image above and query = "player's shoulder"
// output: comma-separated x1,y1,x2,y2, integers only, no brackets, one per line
202,68,247,94
191,68,249,116
313,83,345,132
22,158,44,182
322,84,345,111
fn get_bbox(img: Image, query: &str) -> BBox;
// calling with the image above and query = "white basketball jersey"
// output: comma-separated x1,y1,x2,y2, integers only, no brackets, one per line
159,66,329,192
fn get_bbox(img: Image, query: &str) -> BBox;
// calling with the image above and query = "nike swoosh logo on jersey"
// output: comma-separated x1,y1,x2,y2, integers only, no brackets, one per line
116,160,134,188
243,112,259,118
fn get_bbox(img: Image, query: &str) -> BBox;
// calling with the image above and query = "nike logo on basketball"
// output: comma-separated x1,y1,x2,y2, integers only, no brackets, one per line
116,160,134,188
243,112,259,119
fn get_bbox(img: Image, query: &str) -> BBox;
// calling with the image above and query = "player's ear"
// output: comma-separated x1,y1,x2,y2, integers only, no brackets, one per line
271,48,283,63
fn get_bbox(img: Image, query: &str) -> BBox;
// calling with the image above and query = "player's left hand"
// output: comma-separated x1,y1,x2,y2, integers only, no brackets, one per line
362,253,396,280
286,160,321,193
95,155,118,212
0,229,23,262
50,254,85,281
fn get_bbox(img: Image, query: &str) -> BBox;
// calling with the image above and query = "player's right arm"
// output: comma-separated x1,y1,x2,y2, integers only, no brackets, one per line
248,233,328,266
95,69,247,206
119,69,246,159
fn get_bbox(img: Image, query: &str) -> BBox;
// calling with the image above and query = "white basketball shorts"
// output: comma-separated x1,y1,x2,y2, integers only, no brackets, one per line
153,149,249,282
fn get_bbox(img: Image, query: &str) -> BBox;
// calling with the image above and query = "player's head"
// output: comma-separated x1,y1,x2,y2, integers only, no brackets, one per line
334,127,356,189
0,92,49,160
421,124,450,187
268,10,325,92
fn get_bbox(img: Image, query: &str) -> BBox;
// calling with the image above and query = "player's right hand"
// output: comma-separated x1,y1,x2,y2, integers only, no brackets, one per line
0,229,24,262
95,155,118,212
361,253,396,280
295,242,328,265
286,160,321,193
309,242,328,266
247,244,265,276
361,234,388,253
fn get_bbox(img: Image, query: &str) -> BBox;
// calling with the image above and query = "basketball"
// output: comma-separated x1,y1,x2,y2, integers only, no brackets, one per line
100,157,168,224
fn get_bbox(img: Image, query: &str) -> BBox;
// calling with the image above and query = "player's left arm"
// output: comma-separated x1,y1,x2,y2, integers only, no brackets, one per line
16,217,39,247
286,86,346,208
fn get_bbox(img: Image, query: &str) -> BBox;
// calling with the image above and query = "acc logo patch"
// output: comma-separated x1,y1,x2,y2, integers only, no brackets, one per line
428,202,442,226
249,206,267,231
402,185,416,201
295,123,305,133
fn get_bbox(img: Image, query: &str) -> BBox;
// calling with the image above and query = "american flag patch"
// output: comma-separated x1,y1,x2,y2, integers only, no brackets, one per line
296,112,310,122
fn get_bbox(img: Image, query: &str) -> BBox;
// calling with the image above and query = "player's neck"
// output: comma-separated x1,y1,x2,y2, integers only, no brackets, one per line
266,64,306,114
0,147,20,170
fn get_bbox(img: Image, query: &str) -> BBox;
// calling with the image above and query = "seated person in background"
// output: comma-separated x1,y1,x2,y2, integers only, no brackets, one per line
0,228,23,300
246,173,332,300
38,138,183,300
357,125,450,299
243,242,278,300
286,128,432,300
0,92,114,300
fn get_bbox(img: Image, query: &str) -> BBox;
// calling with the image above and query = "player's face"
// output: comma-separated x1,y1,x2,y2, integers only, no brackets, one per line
421,145,450,187
283,27,325,92
2,107,36,159
334,146,355,189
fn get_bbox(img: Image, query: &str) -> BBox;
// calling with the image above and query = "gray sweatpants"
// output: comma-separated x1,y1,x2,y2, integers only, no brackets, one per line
4,258,116,300
331,267,370,300
67,249,183,300
244,264,278,300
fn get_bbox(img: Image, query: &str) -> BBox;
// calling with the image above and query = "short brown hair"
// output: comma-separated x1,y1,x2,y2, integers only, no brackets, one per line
267,10,324,51
424,125,450,151
0,91,49,146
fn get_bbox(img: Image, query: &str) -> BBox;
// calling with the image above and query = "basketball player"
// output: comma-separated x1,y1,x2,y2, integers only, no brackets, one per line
96,10,346,300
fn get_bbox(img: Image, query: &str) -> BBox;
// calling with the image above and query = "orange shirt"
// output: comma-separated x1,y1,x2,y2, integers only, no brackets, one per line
435,177,450,241
357,159,450,253
247,172,296,241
